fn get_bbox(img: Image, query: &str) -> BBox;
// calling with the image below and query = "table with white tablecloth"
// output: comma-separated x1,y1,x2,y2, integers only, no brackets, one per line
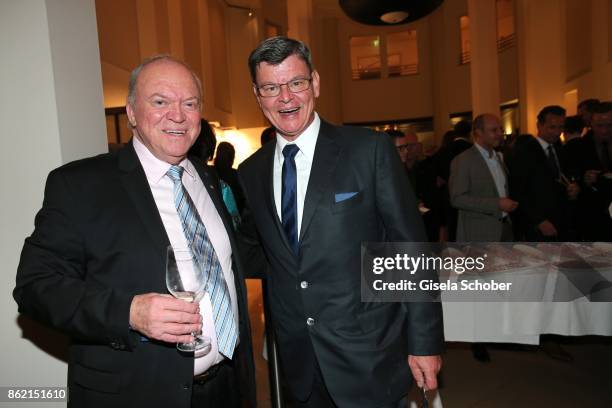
441,246,612,344
442,300,612,344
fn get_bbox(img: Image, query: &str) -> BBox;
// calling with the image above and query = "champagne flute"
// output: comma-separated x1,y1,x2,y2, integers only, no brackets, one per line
166,245,211,354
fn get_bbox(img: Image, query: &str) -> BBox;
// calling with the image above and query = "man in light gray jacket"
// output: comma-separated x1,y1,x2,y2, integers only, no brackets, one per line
450,113,518,242
449,113,519,362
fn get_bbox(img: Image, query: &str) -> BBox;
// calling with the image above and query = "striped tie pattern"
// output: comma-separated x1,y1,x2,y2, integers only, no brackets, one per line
166,165,238,358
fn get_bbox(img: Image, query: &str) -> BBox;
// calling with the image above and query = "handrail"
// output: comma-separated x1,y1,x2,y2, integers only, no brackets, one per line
351,63,418,80
458,33,515,64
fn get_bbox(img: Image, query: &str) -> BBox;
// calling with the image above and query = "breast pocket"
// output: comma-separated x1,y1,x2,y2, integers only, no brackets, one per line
331,191,363,214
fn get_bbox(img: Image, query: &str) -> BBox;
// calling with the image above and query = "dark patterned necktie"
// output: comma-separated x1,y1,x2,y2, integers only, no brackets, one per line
547,145,560,178
281,144,300,255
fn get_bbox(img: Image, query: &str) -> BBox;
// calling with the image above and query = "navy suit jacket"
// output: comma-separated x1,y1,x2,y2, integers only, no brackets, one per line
238,120,444,407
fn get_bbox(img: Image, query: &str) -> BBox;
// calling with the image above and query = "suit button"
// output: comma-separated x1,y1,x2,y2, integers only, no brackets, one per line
183,383,190,390
306,317,315,326
300,281,308,289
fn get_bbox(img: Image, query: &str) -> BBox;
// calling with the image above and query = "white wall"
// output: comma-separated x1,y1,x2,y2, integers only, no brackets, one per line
0,0,107,405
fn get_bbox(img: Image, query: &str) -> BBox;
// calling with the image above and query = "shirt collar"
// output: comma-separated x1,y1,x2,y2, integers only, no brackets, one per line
475,142,496,159
275,113,320,164
133,135,195,184
535,136,551,151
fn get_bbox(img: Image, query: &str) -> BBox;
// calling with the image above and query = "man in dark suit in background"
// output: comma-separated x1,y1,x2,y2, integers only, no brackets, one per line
389,129,441,242
238,36,443,408
565,102,612,241
577,98,600,134
509,105,580,241
434,120,473,242
14,56,255,408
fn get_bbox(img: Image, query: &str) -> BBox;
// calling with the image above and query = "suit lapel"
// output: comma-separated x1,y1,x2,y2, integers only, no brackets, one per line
190,159,234,236
299,121,341,242
532,137,558,179
190,159,249,326
259,142,294,255
471,146,500,197
496,151,510,195
118,142,170,252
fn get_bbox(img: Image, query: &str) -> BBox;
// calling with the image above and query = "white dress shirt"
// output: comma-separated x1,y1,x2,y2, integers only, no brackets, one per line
273,113,321,238
133,136,239,375
475,143,509,217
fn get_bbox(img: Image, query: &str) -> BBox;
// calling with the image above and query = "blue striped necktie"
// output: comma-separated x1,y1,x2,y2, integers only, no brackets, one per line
166,165,238,358
282,144,300,255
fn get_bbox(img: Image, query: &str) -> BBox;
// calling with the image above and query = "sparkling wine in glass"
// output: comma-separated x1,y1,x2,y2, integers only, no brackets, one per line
166,245,211,354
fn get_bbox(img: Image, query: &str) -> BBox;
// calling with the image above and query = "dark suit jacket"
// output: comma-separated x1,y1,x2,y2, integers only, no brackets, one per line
238,120,444,407
562,133,612,240
14,142,255,407
508,135,570,240
433,138,473,241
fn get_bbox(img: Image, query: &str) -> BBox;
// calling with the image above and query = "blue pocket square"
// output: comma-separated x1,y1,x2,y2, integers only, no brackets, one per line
335,192,358,203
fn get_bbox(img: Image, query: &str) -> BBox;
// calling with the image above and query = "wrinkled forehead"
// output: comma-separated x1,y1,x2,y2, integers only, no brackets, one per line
255,55,310,79
484,117,502,129
137,60,201,98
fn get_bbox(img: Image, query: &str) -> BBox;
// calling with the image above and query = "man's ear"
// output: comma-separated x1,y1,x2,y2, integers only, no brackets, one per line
126,103,137,128
252,85,263,108
311,70,321,98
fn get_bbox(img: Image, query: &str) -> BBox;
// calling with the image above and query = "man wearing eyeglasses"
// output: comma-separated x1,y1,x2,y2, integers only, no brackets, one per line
388,129,423,188
238,36,443,408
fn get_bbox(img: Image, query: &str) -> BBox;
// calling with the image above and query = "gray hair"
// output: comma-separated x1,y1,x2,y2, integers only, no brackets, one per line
248,36,314,83
126,55,202,108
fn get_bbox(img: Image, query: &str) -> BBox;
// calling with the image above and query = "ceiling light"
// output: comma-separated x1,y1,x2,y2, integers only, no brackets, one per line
339,0,444,26
380,11,409,24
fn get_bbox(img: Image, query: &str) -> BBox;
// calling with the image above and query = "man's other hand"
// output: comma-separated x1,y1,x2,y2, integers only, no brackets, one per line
538,220,558,237
566,182,580,200
408,355,442,391
499,197,519,212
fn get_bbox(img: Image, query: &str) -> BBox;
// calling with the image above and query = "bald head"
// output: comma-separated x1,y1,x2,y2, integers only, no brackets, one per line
127,55,202,110
125,56,203,164
473,114,503,152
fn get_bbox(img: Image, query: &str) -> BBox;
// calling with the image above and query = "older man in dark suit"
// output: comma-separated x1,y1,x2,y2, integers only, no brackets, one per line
14,56,255,408
238,36,443,408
